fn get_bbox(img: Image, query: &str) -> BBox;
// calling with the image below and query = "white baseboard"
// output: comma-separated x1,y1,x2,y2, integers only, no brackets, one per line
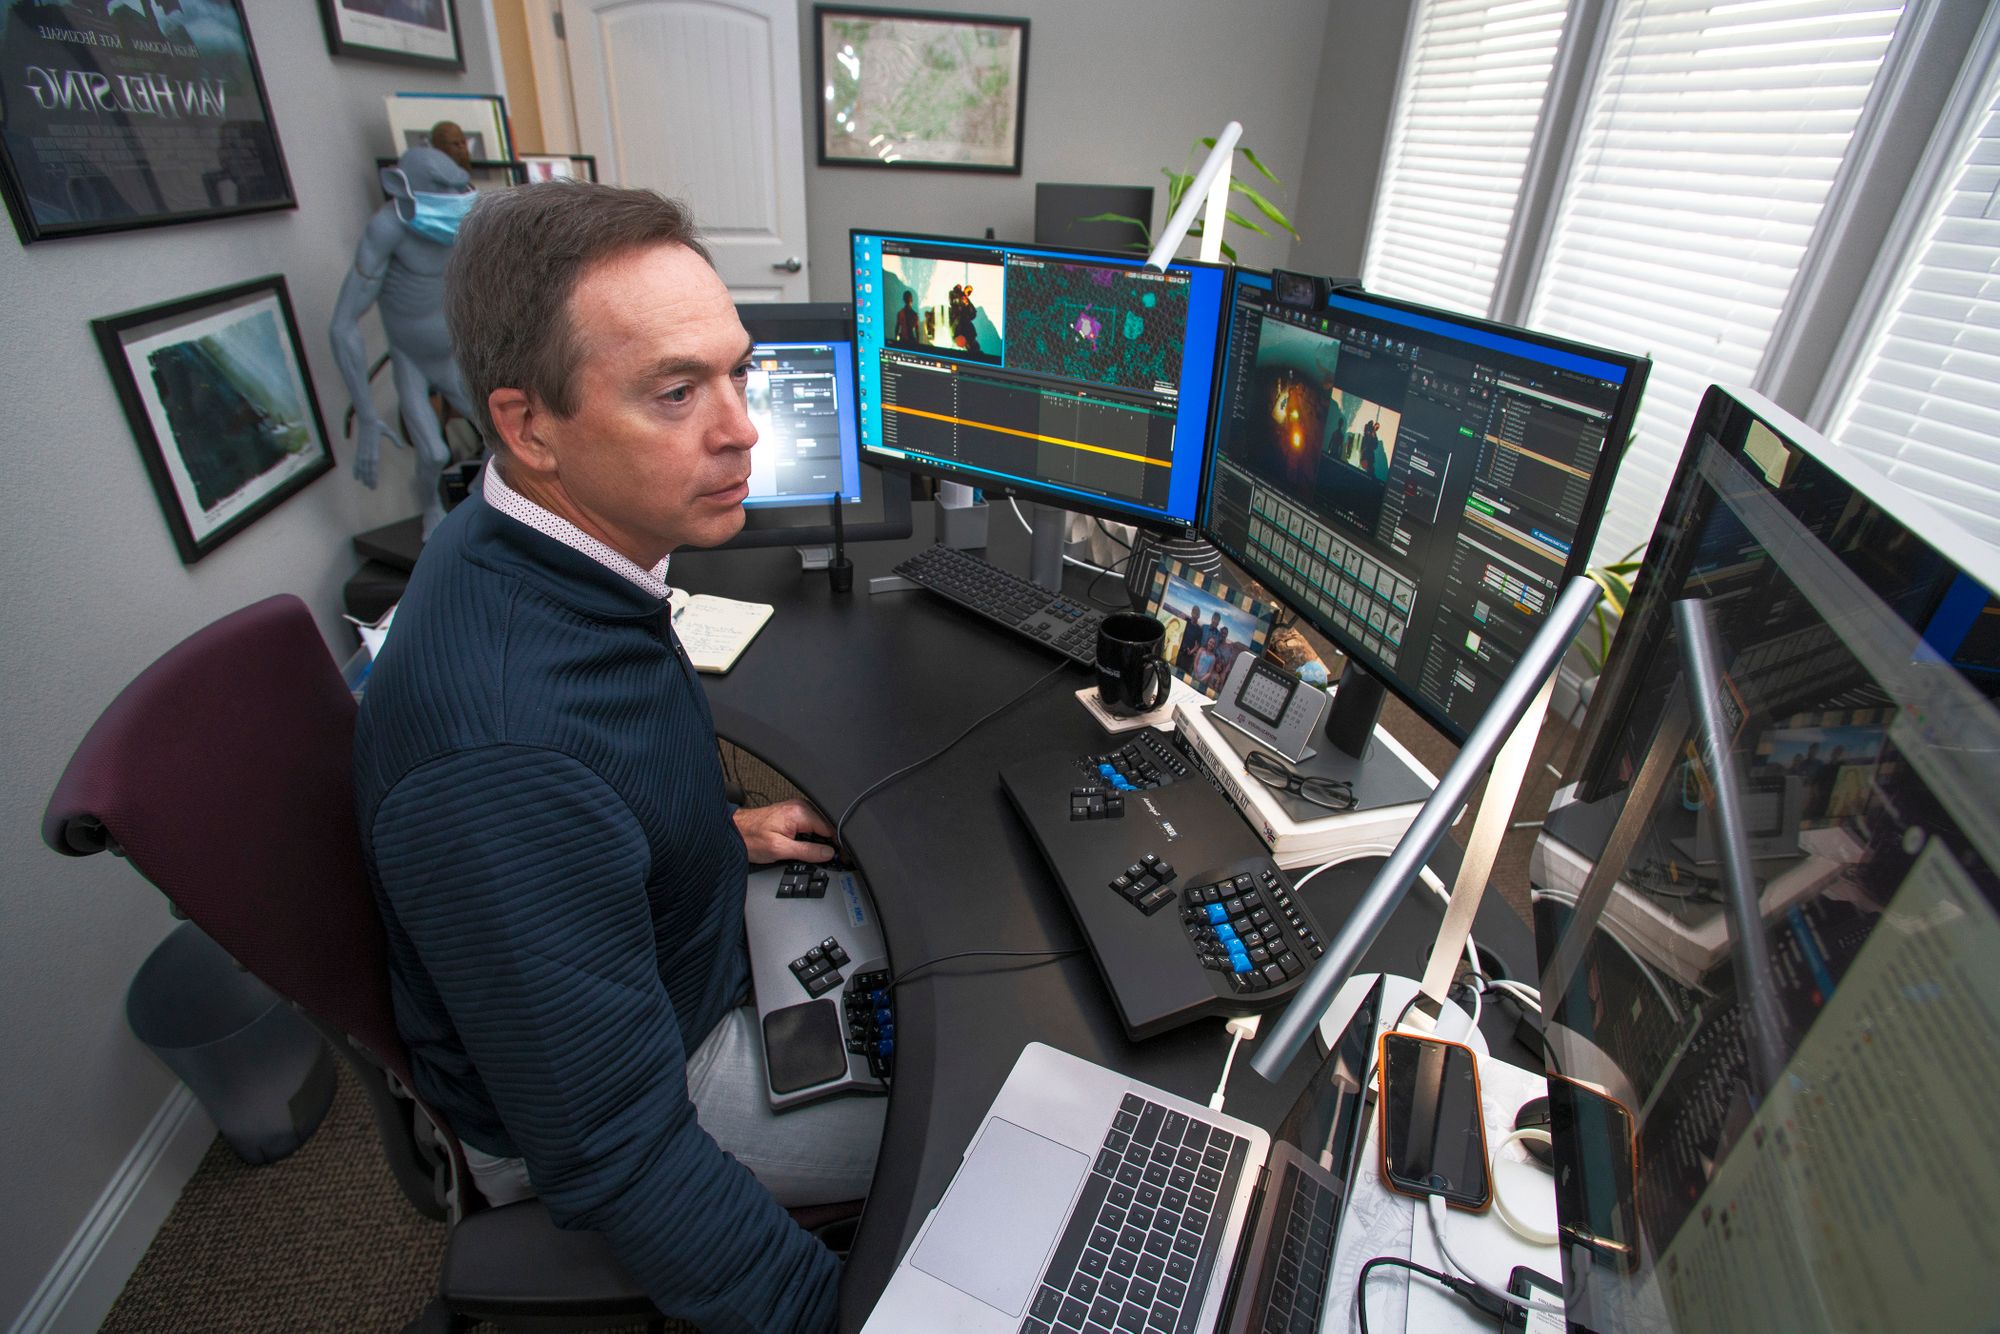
7,1087,216,1334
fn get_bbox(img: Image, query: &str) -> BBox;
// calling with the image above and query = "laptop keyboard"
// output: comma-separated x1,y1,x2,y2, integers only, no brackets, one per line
1252,1163,1338,1334
1021,1093,1249,1334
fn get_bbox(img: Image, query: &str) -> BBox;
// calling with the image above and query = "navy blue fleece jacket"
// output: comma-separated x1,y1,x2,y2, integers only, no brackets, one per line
353,490,836,1333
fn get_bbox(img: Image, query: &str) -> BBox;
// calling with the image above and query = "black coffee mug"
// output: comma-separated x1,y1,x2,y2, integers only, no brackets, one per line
1096,613,1171,716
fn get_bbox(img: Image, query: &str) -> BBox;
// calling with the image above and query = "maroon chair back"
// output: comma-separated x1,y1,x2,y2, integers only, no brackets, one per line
42,595,413,1087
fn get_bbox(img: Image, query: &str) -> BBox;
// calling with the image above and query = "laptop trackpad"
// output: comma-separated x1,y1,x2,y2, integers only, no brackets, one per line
911,1118,1089,1315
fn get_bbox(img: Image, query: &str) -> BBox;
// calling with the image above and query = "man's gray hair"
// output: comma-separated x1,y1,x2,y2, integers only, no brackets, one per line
445,182,712,442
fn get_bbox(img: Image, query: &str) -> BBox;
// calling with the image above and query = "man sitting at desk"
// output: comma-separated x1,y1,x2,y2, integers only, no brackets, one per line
353,183,880,1333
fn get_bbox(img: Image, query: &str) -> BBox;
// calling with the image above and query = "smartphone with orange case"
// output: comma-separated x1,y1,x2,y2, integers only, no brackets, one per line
1377,1030,1492,1211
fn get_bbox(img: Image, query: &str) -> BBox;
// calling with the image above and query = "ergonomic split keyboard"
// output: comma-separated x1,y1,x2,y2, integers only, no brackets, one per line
1022,1092,1250,1334
892,544,1104,665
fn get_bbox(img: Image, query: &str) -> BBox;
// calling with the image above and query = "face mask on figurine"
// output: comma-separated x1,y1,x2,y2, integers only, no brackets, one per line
388,169,475,245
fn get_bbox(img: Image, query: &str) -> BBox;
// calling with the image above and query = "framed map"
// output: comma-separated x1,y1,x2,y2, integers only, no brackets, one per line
815,6,1028,174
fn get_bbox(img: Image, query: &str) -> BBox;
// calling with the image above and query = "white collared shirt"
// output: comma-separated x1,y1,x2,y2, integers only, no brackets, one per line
482,459,671,599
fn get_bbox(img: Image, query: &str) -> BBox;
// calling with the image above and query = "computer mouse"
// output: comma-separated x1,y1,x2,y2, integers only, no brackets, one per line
1513,1095,1553,1166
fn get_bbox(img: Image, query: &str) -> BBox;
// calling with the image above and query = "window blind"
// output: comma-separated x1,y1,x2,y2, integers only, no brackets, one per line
1361,0,1569,317
1526,0,1905,564
1825,59,2000,550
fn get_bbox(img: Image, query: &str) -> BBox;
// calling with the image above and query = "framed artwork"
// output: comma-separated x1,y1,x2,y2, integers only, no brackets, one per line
385,92,511,162
815,6,1028,174
319,0,465,71
1143,559,1278,700
0,0,294,245
376,158,526,192
520,154,601,183
93,277,334,565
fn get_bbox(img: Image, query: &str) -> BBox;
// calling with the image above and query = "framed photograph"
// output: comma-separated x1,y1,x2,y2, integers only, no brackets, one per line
520,154,600,183
93,277,334,565
0,0,294,245
375,158,526,193
815,6,1028,174
385,92,511,162
319,0,465,71
1143,559,1279,700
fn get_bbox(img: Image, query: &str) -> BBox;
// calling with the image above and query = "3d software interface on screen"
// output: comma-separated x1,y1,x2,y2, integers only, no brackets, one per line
743,339,862,507
851,233,1224,524
1204,280,1630,737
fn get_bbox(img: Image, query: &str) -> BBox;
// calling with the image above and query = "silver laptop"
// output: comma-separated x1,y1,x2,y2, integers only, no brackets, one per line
863,979,1386,1334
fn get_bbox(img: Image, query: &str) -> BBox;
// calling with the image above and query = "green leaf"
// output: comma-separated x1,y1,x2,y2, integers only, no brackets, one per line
1076,211,1148,229
1239,146,1280,185
1223,207,1268,236
1230,181,1299,238
1219,239,1237,263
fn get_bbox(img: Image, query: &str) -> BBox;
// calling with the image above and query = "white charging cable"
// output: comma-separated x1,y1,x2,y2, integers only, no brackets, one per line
1425,1194,1568,1317
1208,1014,1261,1112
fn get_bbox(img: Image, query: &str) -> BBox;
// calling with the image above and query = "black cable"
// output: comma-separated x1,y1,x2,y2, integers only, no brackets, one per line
1356,1255,1502,1334
1093,517,1133,550
1087,551,1133,609
891,947,1083,990
832,661,1069,857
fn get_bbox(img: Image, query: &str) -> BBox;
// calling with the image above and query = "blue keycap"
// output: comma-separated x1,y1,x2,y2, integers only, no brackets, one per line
1231,955,1253,974
875,1007,893,1024
877,1038,896,1056
1206,904,1228,924
870,990,888,1004
1099,764,1118,779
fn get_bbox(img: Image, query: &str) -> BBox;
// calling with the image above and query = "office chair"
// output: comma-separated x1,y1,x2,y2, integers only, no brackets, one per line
42,595,856,1332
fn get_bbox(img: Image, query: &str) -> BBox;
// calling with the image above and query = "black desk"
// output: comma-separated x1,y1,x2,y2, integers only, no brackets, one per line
669,506,1539,1331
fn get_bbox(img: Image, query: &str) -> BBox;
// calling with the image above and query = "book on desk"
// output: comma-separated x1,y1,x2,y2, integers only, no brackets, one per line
671,592,773,673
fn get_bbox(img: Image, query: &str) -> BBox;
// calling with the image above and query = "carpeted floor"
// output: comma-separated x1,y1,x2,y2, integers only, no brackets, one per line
101,695,1568,1331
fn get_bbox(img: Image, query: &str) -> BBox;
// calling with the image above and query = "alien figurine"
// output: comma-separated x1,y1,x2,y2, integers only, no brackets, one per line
330,144,478,537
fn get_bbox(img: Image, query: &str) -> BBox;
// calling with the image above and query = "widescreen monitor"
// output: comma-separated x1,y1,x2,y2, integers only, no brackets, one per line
1199,272,1649,743
719,302,912,551
1535,386,2000,1330
848,229,1227,530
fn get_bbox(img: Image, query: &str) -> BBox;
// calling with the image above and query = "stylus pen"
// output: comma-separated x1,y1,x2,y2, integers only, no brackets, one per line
1251,576,1604,1081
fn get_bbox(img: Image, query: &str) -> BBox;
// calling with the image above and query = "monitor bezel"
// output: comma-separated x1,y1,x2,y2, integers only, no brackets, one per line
1570,382,2000,800
847,227,1229,536
1197,271,1653,745
716,301,914,552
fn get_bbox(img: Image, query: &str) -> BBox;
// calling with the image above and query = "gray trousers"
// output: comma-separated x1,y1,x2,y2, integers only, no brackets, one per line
463,1004,885,1208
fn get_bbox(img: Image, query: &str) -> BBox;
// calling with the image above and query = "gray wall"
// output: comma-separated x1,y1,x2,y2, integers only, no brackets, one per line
1286,1,1412,280
796,0,1336,300
0,1,499,1319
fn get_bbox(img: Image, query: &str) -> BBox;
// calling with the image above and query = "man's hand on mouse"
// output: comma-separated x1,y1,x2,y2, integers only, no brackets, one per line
733,798,838,864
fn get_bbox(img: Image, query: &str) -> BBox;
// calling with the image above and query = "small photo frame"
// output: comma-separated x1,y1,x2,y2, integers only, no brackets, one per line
520,154,600,183
385,92,511,162
93,277,334,565
815,5,1029,174
376,158,527,193
319,0,464,71
1143,559,1279,700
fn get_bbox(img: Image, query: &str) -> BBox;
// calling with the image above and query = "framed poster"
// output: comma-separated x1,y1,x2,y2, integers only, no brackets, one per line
815,6,1028,174
318,0,464,71
385,91,510,161
93,277,334,565
0,1,294,244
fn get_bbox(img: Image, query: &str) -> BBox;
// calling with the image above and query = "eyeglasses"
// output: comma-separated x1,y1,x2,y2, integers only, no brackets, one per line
1243,749,1357,811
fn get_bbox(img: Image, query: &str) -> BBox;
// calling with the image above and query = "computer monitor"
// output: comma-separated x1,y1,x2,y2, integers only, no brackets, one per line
848,229,1228,530
1535,386,2000,1330
1199,272,1649,744
719,302,912,551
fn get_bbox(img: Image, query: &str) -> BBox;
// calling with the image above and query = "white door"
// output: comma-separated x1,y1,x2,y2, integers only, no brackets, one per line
562,0,811,301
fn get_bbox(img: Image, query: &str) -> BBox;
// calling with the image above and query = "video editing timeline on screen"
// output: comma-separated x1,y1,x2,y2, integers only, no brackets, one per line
1203,279,1635,739
743,339,860,506
850,231,1222,524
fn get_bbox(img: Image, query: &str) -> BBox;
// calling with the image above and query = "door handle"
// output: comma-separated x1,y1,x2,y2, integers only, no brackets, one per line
771,256,803,273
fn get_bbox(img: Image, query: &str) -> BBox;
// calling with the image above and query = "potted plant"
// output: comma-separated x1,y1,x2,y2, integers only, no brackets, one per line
1077,136,1301,262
